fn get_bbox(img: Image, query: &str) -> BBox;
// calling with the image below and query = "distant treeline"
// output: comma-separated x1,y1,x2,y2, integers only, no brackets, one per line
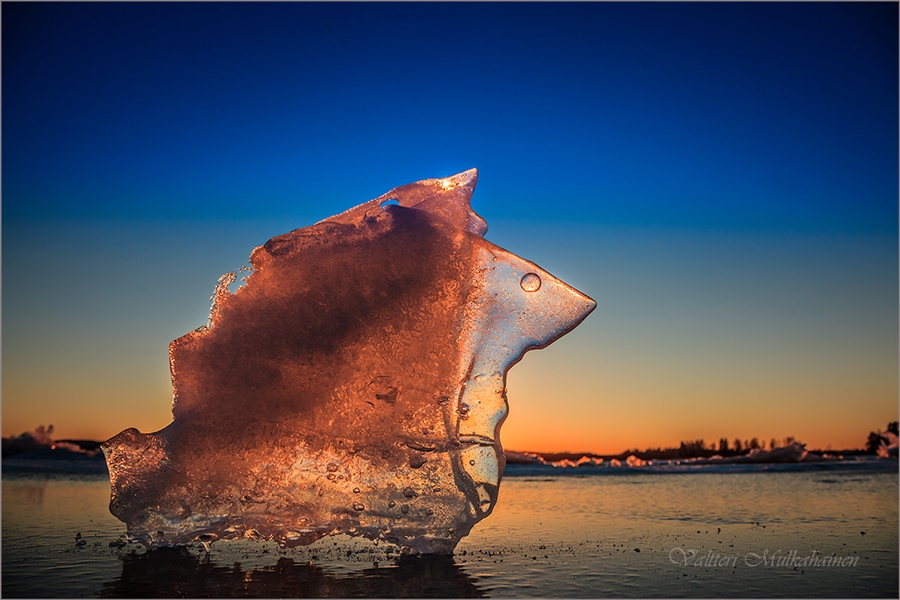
625,436,800,460
538,425,899,464
1,424,103,458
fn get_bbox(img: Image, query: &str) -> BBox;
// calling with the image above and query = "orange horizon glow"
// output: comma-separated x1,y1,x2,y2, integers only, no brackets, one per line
0,417,888,456
3,337,895,455
3,330,896,455
3,225,896,459
3,386,892,456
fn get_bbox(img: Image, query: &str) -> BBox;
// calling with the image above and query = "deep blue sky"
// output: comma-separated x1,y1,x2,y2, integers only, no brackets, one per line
3,2,898,451
5,2,896,229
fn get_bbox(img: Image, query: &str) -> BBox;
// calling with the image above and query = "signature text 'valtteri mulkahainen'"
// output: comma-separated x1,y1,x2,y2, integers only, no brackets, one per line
669,548,859,568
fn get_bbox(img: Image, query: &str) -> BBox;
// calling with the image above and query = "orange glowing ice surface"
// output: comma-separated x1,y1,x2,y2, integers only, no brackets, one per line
103,170,595,554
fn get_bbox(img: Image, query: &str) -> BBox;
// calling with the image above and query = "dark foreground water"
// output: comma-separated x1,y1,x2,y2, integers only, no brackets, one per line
2,460,897,598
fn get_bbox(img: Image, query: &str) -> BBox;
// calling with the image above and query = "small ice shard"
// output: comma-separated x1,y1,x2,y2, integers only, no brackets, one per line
102,169,595,554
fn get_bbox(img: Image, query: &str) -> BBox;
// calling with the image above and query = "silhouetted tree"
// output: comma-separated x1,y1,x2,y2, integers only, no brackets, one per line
769,438,777,450
733,438,743,453
718,438,729,454
749,438,760,450
888,422,899,436
865,430,884,454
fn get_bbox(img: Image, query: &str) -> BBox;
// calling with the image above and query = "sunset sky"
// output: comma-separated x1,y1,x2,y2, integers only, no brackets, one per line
3,2,897,453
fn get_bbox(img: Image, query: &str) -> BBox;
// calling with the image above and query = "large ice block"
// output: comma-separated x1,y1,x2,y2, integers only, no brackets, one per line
102,170,595,554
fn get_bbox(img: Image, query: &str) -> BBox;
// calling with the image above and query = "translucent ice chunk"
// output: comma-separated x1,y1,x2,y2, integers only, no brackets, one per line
102,169,595,554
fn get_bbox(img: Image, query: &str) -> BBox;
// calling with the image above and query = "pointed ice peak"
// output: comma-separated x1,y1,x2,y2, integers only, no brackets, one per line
436,168,478,191
320,169,487,237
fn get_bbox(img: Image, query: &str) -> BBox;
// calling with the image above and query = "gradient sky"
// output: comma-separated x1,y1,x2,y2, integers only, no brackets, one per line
3,2,897,453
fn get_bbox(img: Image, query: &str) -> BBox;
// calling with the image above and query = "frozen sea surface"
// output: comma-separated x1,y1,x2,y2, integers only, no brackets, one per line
2,460,897,598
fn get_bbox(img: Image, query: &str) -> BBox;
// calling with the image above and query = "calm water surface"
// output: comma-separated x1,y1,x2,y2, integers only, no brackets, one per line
2,461,897,598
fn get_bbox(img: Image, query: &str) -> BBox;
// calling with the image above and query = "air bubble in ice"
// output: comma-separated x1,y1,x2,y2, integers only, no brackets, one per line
101,169,595,555
520,272,541,292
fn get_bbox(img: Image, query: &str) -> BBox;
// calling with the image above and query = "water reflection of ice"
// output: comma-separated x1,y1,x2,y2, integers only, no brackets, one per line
100,549,484,598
